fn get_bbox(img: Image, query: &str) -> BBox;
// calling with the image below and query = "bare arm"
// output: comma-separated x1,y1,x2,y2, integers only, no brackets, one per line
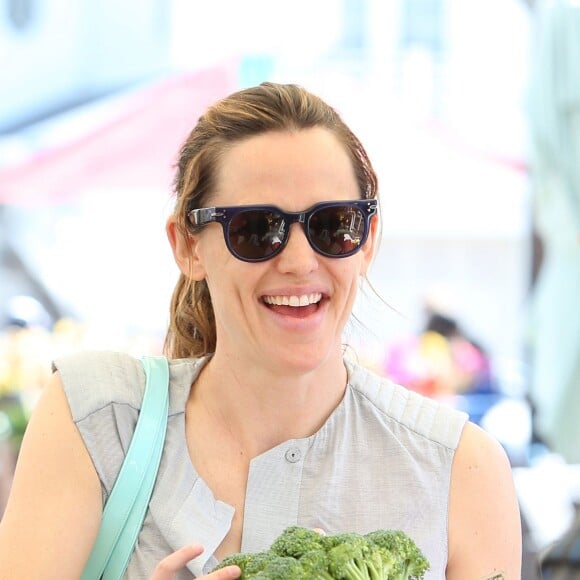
0,372,102,579
446,422,522,579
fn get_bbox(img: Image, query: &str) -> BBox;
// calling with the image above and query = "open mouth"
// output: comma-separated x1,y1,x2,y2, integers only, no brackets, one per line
262,293,324,318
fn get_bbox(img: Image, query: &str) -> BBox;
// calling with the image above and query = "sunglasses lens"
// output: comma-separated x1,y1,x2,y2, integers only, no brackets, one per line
308,205,366,256
228,210,286,260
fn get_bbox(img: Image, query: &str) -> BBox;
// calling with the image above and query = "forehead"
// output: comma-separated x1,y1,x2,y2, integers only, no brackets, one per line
211,128,358,207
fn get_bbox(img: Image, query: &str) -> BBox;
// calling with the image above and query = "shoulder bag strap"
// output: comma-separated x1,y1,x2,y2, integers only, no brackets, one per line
81,355,170,580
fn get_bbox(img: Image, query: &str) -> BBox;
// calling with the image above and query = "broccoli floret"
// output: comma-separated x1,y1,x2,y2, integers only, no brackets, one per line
242,552,280,576
215,552,254,574
214,550,277,577
321,532,368,550
327,541,371,580
365,530,429,579
299,549,335,579
270,525,324,558
252,555,307,579
363,545,398,580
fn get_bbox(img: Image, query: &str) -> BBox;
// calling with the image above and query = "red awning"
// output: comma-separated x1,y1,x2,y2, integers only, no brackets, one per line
0,66,237,207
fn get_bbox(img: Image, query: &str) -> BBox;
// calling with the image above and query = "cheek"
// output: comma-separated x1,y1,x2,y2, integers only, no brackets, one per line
194,230,230,278
334,257,365,285
203,254,260,306
328,263,364,315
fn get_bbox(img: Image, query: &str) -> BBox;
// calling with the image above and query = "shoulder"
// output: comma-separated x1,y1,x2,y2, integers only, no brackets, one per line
52,350,146,422
52,351,209,423
450,422,516,509
345,359,468,450
450,421,517,508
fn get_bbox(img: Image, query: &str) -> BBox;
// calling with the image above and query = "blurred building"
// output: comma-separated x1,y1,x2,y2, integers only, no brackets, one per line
0,0,171,132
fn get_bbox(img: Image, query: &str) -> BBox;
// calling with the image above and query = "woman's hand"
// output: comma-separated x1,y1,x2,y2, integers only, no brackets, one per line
150,544,240,579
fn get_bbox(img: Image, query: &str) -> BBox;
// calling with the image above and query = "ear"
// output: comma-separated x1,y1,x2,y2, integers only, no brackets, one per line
166,216,207,281
360,214,379,276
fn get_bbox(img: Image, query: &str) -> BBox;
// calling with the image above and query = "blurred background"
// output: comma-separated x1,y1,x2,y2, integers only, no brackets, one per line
0,0,579,576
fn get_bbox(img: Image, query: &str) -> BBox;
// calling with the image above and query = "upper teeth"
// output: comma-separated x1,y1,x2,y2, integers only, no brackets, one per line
263,293,322,307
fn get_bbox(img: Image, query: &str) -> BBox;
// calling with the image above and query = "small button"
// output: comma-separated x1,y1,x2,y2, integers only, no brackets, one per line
285,447,302,463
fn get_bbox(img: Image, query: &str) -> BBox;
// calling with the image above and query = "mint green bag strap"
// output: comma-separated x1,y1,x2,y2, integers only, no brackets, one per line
81,355,170,580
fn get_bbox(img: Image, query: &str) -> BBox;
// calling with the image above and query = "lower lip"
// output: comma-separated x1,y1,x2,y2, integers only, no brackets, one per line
262,301,326,329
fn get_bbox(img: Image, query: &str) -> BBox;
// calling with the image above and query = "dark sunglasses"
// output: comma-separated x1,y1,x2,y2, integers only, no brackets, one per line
187,199,378,263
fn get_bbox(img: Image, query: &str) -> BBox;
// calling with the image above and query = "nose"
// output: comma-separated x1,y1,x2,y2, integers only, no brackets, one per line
275,222,319,275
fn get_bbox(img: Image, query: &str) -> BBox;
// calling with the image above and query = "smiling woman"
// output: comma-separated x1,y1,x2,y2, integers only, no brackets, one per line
0,83,521,579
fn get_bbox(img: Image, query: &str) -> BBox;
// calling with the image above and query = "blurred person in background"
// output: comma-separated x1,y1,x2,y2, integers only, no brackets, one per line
0,83,521,579
526,0,580,464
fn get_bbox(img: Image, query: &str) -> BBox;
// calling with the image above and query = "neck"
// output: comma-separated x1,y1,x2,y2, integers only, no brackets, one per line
191,349,348,457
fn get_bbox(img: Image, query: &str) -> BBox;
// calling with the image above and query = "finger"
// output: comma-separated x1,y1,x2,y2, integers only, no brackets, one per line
206,564,242,578
150,544,205,579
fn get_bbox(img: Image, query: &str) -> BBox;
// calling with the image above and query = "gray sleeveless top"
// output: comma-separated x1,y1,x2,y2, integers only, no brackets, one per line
53,351,468,579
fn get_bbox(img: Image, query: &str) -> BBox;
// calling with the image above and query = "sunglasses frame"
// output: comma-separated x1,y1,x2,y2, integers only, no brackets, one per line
187,199,378,263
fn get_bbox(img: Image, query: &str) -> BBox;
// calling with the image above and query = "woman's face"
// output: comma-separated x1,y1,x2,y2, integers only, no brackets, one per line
181,127,376,374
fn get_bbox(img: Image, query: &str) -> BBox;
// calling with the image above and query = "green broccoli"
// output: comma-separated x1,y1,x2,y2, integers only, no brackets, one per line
213,526,429,579
251,555,308,579
299,549,334,580
270,525,325,558
365,530,430,580
321,532,368,551
215,552,254,574
218,551,279,576
326,541,371,580
364,544,398,580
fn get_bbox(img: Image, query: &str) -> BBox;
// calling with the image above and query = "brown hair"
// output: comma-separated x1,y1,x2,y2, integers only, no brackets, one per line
165,82,379,359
